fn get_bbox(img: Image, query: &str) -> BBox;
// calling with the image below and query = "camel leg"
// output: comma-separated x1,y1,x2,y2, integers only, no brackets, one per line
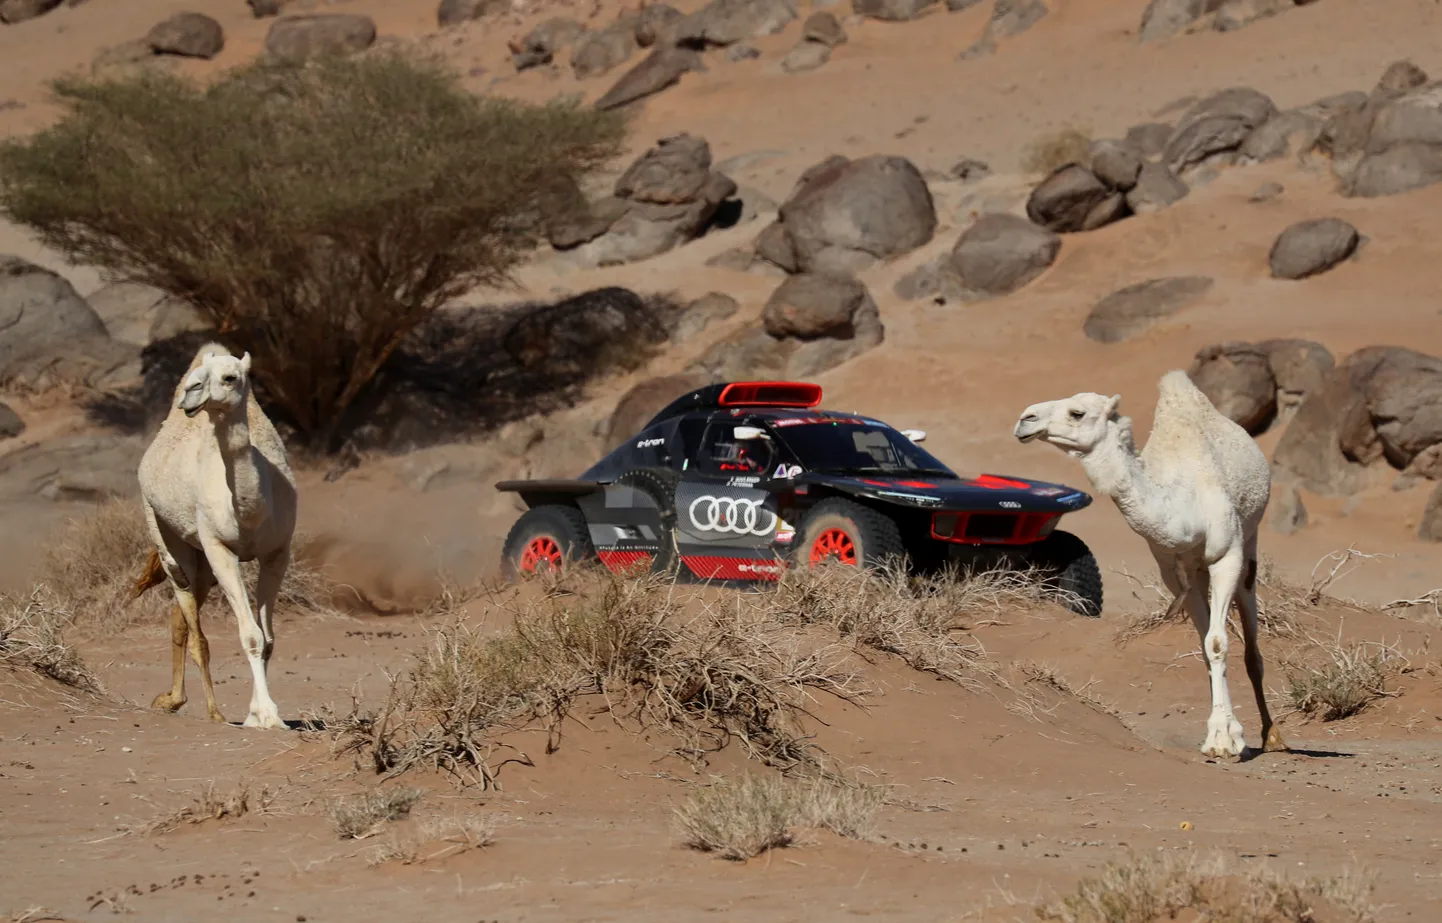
145,514,212,717
1235,539,1287,753
200,532,284,730
1200,547,1247,760
254,544,290,676
151,600,190,714
179,559,224,724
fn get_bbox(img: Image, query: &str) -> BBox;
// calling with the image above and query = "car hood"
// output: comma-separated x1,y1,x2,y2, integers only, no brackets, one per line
796,471,1093,513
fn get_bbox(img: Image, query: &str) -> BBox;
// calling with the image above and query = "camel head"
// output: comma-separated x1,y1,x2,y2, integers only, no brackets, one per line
1013,391,1122,456
178,350,252,418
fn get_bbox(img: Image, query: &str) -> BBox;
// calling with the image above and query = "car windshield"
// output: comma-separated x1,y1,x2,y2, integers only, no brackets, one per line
770,419,957,477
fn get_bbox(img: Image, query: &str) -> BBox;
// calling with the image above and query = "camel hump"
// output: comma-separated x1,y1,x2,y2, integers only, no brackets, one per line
1155,369,1214,423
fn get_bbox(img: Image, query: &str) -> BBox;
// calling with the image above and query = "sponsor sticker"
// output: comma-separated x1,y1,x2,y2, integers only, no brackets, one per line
727,475,760,487
874,490,942,504
1029,486,1065,497
773,463,804,479
999,500,1021,509
636,437,665,448
775,518,796,544
737,561,785,575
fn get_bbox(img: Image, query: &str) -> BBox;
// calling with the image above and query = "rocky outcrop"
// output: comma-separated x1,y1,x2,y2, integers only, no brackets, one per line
946,213,1060,297
0,0,63,25
264,14,377,60
853,0,935,22
1163,87,1279,182
594,45,704,110
511,18,585,71
1268,218,1360,280
1138,0,1299,43
1187,339,1333,434
550,134,737,266
670,292,740,343
571,21,637,79
605,373,709,450
676,0,798,47
1082,276,1213,343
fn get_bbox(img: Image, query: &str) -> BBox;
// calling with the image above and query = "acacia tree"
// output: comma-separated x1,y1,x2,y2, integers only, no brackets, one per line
0,51,626,448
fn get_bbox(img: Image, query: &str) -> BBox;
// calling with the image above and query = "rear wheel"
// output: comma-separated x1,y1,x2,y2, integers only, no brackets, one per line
612,467,682,575
797,498,906,571
1031,529,1103,618
501,505,595,580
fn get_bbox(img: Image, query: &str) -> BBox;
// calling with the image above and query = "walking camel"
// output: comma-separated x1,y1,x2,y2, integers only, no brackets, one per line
1012,370,1287,760
132,342,297,729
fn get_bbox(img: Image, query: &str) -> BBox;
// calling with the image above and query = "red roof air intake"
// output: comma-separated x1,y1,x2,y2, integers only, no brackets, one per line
717,381,823,408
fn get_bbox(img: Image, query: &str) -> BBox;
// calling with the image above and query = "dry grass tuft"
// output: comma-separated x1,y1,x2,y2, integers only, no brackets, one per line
144,781,275,835
329,786,424,839
1021,125,1093,175
366,813,498,866
33,497,341,636
1006,660,1120,723
0,586,103,693
1036,850,1379,923
1283,630,1409,722
334,569,866,786
674,772,885,861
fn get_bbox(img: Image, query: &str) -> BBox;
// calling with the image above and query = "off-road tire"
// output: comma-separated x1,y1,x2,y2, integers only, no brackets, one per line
1032,529,1103,618
613,467,682,575
797,498,906,571
501,504,595,580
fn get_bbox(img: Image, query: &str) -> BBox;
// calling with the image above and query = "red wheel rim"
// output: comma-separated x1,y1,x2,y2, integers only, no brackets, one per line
809,528,858,566
519,535,564,573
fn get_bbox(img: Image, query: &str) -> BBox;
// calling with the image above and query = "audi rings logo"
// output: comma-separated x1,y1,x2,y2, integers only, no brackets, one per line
688,495,778,536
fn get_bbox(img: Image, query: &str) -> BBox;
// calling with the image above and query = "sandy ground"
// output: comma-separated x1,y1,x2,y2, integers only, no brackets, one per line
5,0,1442,919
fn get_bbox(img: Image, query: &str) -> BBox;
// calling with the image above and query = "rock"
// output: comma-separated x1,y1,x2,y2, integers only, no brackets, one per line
777,155,937,274
1249,181,1284,203
148,298,211,343
571,22,637,79
1213,0,1292,32
1271,363,1376,495
248,0,283,17
1138,0,1218,43
948,213,1060,297
852,0,935,21
1421,483,1442,542
1083,276,1213,343
782,40,831,73
615,133,713,204
1239,110,1322,163
892,255,945,301
677,0,798,46
1089,140,1143,190
1188,341,1276,433
727,43,761,61
0,434,146,504
147,12,225,59
732,184,779,222
1346,143,1442,198
547,195,629,250
1348,347,1442,468
1026,164,1125,232
1124,122,1174,159
0,402,22,440
803,11,848,44
264,14,376,60
755,221,799,272
1376,60,1429,96
86,282,189,347
1270,482,1308,535
1125,162,1189,213
986,0,1047,37
512,18,584,70
0,0,61,24
949,158,991,181
672,293,740,343
1163,86,1278,177
0,256,139,391
437,0,504,27
605,374,711,449
945,0,983,8
1400,443,1442,486
595,45,703,110
635,4,684,46
1361,85,1442,151
1261,337,1333,423
763,272,875,339
1269,218,1359,280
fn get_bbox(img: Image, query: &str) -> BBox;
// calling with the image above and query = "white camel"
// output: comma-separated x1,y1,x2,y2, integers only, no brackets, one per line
1012,370,1286,760
133,342,297,729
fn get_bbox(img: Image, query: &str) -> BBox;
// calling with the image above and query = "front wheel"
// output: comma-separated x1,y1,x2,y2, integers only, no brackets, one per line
1031,529,1103,618
796,498,906,570
500,504,595,580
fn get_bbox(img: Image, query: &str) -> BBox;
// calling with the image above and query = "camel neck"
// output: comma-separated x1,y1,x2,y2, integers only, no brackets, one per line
214,407,266,524
1080,426,1172,539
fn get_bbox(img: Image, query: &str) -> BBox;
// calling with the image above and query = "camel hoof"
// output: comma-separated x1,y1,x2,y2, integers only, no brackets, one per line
1262,727,1289,753
150,693,185,713
207,709,227,724
243,710,286,730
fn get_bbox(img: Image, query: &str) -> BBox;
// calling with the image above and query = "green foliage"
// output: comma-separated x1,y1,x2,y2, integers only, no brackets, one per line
0,51,626,446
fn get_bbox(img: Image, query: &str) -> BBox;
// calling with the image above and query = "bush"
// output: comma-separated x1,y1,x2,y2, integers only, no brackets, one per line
674,773,885,861
0,51,626,449
1021,125,1093,175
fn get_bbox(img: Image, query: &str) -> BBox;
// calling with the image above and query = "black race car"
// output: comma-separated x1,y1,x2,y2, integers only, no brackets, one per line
496,381,1104,617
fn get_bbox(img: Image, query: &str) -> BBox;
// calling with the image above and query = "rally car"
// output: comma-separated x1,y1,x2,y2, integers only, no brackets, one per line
496,381,1104,617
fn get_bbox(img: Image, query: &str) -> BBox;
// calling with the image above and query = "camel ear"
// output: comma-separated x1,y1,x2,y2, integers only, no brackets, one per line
240,352,252,374
1104,394,1121,419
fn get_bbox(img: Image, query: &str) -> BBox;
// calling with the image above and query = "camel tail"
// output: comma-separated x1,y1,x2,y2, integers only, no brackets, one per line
132,548,168,600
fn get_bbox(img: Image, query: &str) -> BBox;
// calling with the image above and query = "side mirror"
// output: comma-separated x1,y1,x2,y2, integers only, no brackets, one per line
901,429,927,443
734,425,770,440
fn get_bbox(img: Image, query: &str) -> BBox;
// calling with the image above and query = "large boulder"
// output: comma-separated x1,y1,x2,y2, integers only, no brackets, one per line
511,18,585,70
852,0,935,22
147,12,226,59
1349,347,1442,468
635,4,685,46
0,433,147,504
803,11,848,45
437,0,505,27
1268,218,1359,280
671,292,739,343
1261,338,1334,423
676,0,798,47
1125,162,1189,213
594,45,704,111
86,282,194,348
781,40,831,74
1188,342,1276,433
1238,109,1324,163
1025,164,1127,232
264,14,376,60
571,22,637,79
605,373,710,450
776,155,937,274
1163,87,1278,180
1083,276,1213,343
1138,0,1220,43
947,213,1060,297
0,256,139,392
0,0,62,25
1089,140,1143,190
763,273,874,339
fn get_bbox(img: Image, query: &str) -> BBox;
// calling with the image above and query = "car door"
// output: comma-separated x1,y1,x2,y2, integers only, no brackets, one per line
673,417,786,577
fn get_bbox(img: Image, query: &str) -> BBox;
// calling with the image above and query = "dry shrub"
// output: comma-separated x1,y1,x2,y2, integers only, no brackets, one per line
144,781,274,835
1284,633,1407,722
34,497,340,635
333,568,865,787
765,561,1065,688
365,813,497,867
329,786,423,839
1006,660,1119,723
1036,850,1378,923
674,772,885,861
0,586,102,693
1021,125,1093,175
